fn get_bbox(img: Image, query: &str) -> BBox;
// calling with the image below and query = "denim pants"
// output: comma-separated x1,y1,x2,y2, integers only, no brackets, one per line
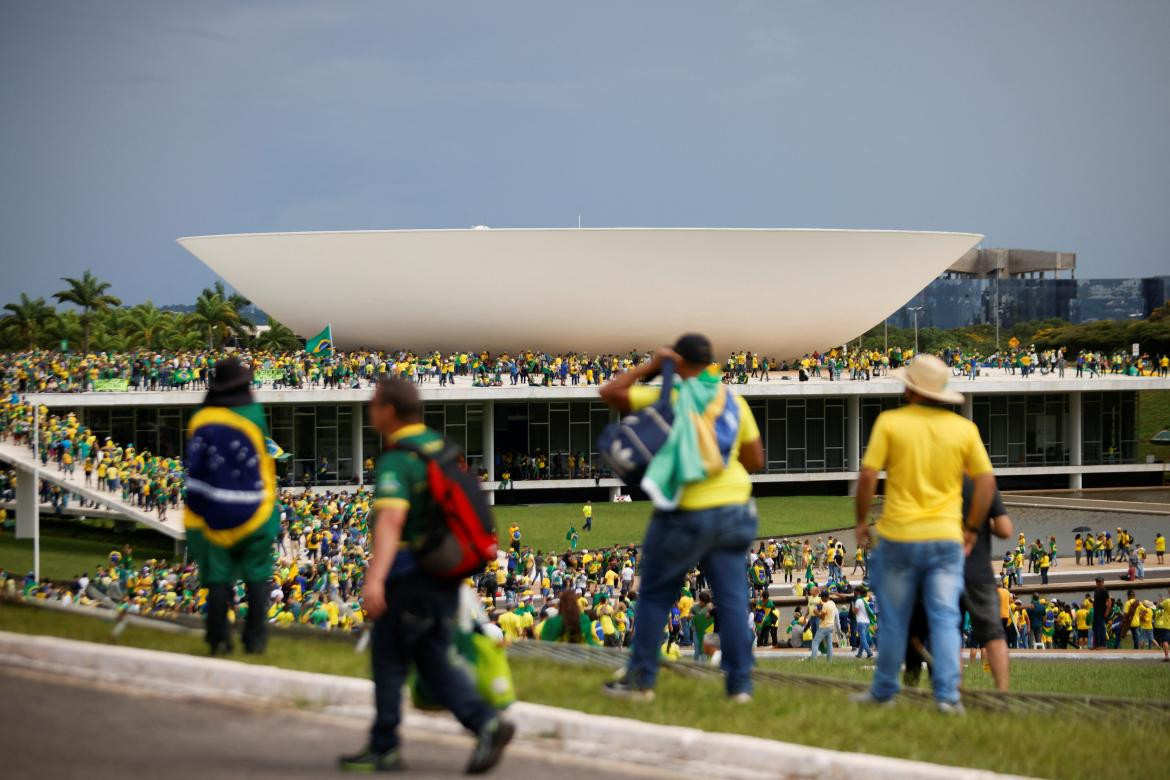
855,623,873,656
868,538,964,704
369,573,494,752
810,627,834,659
628,501,758,695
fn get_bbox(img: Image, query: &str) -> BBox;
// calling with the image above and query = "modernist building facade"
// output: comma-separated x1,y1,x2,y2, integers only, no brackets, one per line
33,376,1169,499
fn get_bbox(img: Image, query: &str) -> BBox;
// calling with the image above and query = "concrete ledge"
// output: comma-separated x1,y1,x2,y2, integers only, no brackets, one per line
0,630,1025,780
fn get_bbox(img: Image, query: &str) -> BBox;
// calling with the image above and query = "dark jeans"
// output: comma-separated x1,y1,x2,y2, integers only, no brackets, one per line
1092,617,1106,649
369,573,494,753
628,501,758,695
206,581,267,652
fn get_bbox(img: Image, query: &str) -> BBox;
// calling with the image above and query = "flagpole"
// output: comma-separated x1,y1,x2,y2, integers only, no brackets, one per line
33,401,40,584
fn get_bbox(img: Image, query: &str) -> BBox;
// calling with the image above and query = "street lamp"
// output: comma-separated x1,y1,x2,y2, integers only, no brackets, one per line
908,306,924,357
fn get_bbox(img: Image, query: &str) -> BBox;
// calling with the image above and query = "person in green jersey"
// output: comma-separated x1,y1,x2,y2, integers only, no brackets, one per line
340,377,513,774
183,358,278,655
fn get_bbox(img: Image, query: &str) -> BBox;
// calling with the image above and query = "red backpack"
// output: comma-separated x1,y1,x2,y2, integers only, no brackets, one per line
392,439,498,578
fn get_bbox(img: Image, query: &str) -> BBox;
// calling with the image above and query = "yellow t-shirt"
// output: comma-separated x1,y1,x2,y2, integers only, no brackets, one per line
628,384,760,511
861,404,993,544
1156,536,1166,553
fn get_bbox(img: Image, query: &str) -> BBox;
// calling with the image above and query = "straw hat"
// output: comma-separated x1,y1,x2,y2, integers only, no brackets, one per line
891,354,964,405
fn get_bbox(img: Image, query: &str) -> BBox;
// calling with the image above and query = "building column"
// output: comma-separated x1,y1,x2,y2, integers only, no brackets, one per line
14,465,37,540
961,395,973,421
845,395,860,495
483,400,495,506
1069,391,1083,490
351,402,363,486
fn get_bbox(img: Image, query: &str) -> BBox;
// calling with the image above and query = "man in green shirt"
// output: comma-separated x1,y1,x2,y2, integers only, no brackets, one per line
340,377,513,774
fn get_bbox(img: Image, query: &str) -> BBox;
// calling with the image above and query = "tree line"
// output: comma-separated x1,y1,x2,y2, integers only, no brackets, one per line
853,304,1170,358
0,271,300,353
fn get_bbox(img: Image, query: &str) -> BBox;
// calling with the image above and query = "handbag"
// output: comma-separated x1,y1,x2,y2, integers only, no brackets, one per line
597,359,676,487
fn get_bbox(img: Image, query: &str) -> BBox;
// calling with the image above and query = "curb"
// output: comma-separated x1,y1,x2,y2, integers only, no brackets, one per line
0,630,1027,780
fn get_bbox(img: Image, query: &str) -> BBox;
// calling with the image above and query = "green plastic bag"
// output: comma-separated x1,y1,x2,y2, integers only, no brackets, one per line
409,628,515,711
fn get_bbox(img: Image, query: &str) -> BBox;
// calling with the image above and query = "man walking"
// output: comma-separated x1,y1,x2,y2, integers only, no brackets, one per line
852,354,995,713
183,358,278,656
809,594,838,660
598,334,764,701
340,378,513,773
582,500,593,532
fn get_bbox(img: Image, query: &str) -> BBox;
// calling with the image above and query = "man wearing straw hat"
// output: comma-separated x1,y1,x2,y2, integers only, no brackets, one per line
851,354,996,714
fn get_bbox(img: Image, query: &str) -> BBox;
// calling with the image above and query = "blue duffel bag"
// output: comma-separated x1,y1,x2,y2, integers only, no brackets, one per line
597,359,676,487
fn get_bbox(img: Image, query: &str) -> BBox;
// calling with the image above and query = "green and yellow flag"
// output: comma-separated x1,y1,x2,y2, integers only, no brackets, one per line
306,324,333,356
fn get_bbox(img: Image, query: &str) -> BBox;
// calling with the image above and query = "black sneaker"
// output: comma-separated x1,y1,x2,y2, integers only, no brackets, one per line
338,747,404,773
601,676,655,702
466,718,515,775
208,640,234,657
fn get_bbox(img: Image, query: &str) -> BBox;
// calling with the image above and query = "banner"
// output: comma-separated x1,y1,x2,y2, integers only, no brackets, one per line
93,379,129,392
255,368,284,383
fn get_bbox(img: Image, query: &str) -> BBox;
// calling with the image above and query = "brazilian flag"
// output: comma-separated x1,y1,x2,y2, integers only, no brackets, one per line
306,324,333,357
183,402,279,583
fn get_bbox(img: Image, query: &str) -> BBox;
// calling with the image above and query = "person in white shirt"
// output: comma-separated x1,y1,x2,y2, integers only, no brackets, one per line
853,585,874,659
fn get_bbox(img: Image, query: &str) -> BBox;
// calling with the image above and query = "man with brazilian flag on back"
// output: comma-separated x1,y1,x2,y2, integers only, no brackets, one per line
183,358,278,655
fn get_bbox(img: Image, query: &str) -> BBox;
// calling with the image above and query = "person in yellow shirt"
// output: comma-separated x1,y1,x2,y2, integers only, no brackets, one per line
854,355,995,711
598,335,763,701
1156,533,1166,565
582,501,593,532
1154,595,1170,662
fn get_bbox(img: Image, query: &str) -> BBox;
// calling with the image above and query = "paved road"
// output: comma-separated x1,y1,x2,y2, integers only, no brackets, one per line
0,668,687,780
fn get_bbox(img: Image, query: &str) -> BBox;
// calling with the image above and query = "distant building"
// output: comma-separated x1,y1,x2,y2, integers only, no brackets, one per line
889,248,1168,330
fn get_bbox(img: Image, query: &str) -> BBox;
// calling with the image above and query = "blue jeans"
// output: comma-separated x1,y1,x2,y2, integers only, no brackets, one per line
855,623,873,656
810,627,834,659
868,538,964,704
628,501,758,695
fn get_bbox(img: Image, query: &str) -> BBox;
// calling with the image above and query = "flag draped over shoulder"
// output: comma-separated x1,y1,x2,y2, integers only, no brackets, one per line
183,404,277,547
641,369,740,510
306,324,333,356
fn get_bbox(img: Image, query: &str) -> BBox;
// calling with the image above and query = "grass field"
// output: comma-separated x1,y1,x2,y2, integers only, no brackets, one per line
491,495,854,552
1138,389,1170,469
1,602,1165,780
0,495,853,581
0,533,172,580
758,655,1170,701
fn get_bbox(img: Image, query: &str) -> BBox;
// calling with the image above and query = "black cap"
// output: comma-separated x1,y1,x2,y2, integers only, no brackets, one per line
204,357,253,407
673,333,713,366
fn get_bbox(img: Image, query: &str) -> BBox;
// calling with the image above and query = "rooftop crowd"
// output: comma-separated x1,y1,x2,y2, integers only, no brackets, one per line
3,343,1167,395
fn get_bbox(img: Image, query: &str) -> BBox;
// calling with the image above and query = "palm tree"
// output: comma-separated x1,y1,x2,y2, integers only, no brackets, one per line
254,317,301,351
189,291,243,349
1,293,57,350
158,315,206,352
53,270,121,353
45,309,83,351
125,301,168,350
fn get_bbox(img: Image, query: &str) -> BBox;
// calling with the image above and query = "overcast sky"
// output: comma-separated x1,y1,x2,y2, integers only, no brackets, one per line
2,1,1168,305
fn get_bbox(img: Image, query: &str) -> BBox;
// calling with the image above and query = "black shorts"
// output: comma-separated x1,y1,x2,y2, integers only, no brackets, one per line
1155,628,1170,645
962,578,1006,645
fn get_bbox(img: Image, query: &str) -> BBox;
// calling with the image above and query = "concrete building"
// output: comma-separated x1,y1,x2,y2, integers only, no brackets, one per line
19,375,1168,502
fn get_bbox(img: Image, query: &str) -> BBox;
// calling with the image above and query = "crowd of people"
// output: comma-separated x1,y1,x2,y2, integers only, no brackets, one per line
4,343,1166,395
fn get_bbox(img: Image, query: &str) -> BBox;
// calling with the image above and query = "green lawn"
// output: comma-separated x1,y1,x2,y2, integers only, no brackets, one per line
492,495,854,553
757,655,1170,701
0,495,852,582
1,602,1165,780
1138,389,1170,469
0,533,172,580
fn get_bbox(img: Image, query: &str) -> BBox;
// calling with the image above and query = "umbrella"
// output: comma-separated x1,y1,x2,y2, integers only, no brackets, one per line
1072,526,1092,533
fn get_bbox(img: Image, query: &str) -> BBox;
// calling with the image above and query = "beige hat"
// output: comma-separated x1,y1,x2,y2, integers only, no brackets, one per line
891,354,964,405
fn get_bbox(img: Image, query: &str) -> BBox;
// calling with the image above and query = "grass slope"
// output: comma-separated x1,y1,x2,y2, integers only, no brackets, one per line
1,603,1165,780
492,495,854,552
0,534,172,580
1138,389,1170,470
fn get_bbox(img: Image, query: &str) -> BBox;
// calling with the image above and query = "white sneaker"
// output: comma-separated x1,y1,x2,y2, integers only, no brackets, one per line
728,692,753,704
